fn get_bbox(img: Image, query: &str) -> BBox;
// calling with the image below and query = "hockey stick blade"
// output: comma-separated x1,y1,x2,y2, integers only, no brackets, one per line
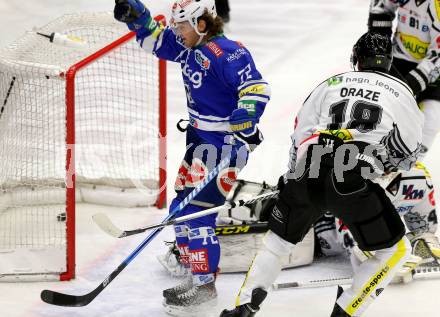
92,190,279,238
41,156,234,307
92,213,125,238
41,289,95,307
41,258,127,306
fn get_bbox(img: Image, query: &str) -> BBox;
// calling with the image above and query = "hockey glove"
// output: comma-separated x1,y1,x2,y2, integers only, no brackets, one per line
405,69,429,96
368,13,393,37
230,108,263,152
114,0,150,31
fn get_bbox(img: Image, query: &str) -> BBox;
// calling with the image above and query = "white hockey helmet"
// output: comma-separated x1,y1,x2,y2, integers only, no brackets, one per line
171,0,217,35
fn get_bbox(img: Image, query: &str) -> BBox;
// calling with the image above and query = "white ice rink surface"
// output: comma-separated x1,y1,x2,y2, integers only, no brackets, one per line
1,0,439,316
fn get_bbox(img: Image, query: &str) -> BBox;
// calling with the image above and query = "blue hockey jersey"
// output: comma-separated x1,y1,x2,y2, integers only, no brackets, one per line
136,21,271,146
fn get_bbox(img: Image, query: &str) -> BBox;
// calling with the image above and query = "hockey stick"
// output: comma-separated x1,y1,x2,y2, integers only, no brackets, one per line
272,276,353,290
1,77,16,118
41,155,233,307
272,265,440,290
215,222,268,236
92,190,279,238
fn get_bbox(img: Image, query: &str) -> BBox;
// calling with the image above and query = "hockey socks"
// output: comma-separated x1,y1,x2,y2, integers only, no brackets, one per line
188,226,220,286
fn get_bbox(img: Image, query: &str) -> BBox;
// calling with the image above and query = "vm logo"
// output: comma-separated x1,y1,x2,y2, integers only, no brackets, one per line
403,185,425,200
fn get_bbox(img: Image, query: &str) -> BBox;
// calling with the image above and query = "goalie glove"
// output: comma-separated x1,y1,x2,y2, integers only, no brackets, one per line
230,108,263,152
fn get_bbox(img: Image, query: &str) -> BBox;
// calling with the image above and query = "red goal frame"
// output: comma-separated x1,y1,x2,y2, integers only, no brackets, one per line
62,31,167,281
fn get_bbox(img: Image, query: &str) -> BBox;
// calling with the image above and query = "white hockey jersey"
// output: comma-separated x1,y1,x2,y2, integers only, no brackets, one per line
370,0,440,83
289,71,424,172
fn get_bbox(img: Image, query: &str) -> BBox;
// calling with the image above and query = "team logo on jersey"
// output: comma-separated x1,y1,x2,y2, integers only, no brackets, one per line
402,184,425,200
217,168,239,197
195,50,211,70
182,63,203,89
206,42,224,58
399,33,429,60
327,76,343,86
186,158,208,187
227,48,248,63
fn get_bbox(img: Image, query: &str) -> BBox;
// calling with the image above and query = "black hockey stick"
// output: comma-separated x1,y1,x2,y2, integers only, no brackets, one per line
92,190,279,238
1,77,16,118
215,222,268,236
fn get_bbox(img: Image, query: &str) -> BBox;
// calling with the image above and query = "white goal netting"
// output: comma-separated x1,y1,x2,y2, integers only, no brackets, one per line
0,12,165,280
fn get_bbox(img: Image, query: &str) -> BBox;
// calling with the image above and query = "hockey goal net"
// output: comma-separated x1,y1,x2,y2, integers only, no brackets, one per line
0,12,166,281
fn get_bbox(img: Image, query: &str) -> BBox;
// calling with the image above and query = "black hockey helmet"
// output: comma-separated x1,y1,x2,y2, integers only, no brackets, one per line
351,32,392,72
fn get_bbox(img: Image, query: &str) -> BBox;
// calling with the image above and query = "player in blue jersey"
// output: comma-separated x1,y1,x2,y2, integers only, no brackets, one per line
114,0,270,315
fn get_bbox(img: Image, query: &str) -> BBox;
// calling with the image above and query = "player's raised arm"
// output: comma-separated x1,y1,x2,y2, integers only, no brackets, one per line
114,0,187,61
368,0,398,36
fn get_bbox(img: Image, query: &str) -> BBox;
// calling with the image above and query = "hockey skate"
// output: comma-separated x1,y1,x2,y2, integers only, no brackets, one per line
219,288,267,317
163,281,218,317
157,241,190,277
330,286,350,317
163,274,193,299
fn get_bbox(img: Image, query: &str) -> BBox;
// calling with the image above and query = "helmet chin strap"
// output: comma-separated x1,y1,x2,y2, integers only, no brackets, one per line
195,34,205,46
191,17,208,46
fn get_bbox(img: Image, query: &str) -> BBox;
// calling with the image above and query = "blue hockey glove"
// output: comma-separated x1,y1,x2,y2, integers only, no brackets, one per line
230,108,263,152
230,108,257,134
114,0,150,31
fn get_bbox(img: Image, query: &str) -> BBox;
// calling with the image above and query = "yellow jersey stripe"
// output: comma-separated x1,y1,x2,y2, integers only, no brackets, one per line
345,239,407,316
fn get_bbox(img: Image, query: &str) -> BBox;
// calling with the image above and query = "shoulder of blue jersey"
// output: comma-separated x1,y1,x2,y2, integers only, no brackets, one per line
201,36,251,64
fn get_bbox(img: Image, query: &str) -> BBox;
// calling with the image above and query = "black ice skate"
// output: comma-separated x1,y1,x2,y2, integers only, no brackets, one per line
220,288,267,317
163,281,218,317
163,274,193,299
330,286,350,317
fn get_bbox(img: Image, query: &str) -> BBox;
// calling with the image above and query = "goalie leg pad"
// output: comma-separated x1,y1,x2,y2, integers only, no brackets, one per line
327,173,406,251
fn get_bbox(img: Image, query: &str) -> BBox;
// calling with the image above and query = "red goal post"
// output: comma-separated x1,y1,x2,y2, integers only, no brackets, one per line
0,12,167,281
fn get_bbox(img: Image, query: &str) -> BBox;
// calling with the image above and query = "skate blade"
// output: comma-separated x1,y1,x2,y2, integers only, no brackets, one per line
163,297,218,317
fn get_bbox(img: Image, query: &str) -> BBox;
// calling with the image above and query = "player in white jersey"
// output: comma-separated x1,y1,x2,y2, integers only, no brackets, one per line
368,0,440,264
220,32,424,317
